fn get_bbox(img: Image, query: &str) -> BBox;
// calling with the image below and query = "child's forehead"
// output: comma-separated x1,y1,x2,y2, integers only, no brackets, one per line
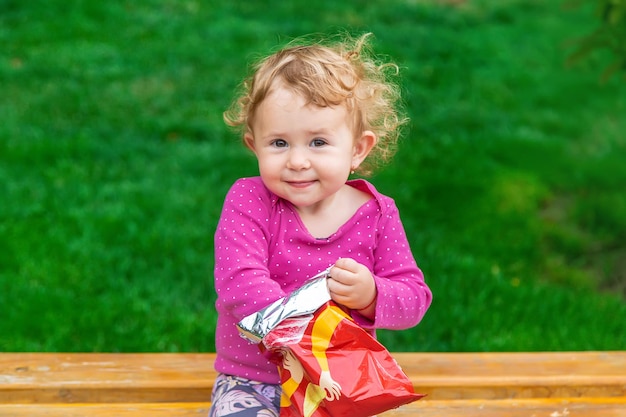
263,83,350,113
248,76,359,132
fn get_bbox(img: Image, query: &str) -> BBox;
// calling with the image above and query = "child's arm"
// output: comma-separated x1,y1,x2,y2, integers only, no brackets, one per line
367,200,432,329
214,178,286,319
332,198,432,330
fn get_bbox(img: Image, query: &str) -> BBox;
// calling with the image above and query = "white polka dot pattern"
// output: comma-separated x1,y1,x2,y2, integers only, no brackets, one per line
213,177,432,384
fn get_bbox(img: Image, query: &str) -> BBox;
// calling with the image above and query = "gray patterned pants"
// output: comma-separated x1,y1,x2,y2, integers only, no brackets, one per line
208,373,281,417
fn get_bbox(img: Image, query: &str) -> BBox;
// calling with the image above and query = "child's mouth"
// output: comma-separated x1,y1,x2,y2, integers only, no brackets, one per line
287,180,315,188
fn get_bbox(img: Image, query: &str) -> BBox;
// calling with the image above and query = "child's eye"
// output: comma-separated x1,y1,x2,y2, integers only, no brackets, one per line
311,138,327,147
271,139,288,148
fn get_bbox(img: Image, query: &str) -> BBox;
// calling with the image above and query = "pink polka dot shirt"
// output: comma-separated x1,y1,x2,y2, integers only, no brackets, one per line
213,177,432,384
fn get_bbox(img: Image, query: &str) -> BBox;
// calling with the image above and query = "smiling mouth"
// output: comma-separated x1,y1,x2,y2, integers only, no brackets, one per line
286,180,315,188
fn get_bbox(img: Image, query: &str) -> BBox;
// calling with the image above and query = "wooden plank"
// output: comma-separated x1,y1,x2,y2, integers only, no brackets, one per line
0,354,214,403
1,398,626,417
384,397,626,417
0,403,212,417
1,352,625,403
394,351,626,399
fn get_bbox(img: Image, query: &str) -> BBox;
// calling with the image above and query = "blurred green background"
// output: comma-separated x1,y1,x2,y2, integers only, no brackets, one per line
1,0,625,352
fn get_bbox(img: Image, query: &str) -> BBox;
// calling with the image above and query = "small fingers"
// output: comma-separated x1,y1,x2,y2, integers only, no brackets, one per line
326,276,350,297
333,257,358,271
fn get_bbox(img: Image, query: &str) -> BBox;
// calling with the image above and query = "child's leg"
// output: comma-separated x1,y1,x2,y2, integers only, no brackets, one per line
208,373,281,417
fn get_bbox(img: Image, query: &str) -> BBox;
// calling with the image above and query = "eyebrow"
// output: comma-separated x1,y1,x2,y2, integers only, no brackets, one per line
261,128,334,139
305,127,335,136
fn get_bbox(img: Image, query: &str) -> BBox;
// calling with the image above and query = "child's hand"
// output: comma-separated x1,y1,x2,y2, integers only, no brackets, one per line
327,258,377,312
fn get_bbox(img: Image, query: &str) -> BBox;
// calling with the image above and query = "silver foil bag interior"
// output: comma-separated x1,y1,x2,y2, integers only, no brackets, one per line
237,267,332,343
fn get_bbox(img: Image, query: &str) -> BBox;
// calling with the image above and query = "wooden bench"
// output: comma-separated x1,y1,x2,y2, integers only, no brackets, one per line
1,352,625,416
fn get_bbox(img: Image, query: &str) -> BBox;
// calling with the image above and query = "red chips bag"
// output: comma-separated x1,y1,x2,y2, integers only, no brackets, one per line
262,301,424,417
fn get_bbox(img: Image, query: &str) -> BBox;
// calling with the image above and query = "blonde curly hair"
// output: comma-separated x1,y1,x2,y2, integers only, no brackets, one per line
223,32,408,176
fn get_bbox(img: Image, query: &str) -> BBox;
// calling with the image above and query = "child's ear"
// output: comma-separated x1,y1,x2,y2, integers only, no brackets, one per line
244,133,257,153
352,131,377,169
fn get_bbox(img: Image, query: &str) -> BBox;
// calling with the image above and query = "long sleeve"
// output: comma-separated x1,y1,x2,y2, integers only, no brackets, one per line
214,178,286,321
368,200,432,329
346,182,432,331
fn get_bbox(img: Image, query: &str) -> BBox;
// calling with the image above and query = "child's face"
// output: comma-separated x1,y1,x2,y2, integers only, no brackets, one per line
245,86,374,211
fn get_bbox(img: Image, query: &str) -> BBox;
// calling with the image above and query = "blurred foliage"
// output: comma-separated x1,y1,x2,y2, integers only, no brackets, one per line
567,0,626,81
1,0,625,352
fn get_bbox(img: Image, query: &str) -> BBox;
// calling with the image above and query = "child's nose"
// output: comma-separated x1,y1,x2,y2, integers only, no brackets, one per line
287,148,311,170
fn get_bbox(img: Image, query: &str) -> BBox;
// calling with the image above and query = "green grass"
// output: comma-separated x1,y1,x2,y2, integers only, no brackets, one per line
1,0,625,352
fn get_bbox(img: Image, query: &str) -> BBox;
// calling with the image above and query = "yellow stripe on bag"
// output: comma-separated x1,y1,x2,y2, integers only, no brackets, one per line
310,304,350,372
